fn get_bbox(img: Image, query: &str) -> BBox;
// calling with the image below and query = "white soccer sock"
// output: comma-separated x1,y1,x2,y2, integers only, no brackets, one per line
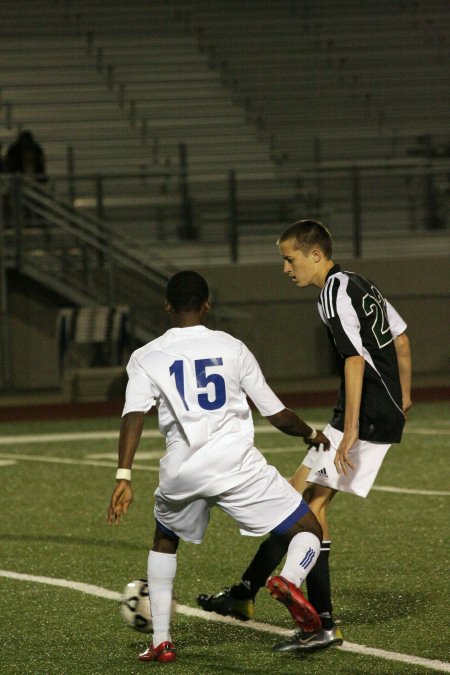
279,532,321,588
147,550,177,646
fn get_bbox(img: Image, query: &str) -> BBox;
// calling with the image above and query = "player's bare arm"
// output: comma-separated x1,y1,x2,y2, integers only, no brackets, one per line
107,411,145,526
334,355,365,475
266,408,330,449
394,332,412,415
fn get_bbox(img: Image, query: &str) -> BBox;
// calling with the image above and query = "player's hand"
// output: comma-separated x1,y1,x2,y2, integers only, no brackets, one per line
107,480,133,526
334,431,358,475
403,399,412,417
303,430,330,451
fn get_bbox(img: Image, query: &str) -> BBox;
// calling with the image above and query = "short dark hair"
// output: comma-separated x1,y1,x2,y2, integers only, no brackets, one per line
277,219,333,258
166,270,209,312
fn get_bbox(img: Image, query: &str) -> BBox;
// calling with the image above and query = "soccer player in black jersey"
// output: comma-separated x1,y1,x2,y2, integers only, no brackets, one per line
197,220,412,653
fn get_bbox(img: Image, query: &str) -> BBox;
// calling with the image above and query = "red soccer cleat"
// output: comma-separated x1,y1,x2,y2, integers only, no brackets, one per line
138,641,176,663
266,575,322,633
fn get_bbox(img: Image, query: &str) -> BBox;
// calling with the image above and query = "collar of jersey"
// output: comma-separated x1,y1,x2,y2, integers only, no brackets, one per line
168,325,208,332
326,263,341,281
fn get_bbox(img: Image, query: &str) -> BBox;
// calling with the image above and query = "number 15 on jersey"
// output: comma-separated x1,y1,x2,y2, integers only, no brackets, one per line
169,358,226,411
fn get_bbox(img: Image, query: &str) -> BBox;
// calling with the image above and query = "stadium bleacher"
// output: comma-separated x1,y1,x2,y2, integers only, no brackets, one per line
0,0,449,253
1,0,449,399
186,0,450,165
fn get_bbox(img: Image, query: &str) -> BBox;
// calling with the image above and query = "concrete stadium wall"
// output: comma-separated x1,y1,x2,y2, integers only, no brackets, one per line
196,256,450,392
3,272,62,391
1,256,449,394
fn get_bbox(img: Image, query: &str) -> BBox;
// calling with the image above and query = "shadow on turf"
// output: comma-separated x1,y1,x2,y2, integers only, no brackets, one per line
0,533,149,551
338,588,420,624
126,625,277,673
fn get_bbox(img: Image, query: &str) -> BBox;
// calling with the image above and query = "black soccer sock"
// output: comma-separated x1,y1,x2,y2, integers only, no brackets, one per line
231,533,289,600
306,540,334,630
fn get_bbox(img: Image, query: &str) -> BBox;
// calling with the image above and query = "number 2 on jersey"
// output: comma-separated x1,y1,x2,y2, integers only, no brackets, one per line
362,287,393,348
169,358,226,411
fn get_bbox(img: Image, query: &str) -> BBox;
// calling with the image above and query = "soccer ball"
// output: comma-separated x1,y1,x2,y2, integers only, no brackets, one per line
120,578,177,633
120,578,152,633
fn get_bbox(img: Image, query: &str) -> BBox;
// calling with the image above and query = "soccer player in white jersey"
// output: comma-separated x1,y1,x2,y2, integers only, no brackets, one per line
197,220,412,653
107,270,330,664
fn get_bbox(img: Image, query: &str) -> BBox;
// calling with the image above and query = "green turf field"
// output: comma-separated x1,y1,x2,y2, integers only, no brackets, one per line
1,402,449,674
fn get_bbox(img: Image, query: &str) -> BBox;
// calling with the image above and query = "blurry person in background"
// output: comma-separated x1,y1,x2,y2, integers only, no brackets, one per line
6,130,47,180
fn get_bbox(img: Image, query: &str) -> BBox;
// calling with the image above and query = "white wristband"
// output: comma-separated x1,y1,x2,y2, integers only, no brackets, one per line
307,428,318,440
116,468,131,481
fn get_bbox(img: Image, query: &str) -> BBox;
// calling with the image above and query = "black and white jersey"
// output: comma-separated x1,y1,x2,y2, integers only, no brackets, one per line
318,264,407,443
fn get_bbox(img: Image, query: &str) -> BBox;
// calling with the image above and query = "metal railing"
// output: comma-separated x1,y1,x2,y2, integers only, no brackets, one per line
1,164,449,389
1,174,173,336
18,154,449,263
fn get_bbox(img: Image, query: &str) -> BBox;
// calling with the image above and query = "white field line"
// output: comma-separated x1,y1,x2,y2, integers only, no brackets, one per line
0,453,158,472
371,485,450,496
0,426,303,445
1,443,450,496
0,570,449,673
0,424,449,496
1,451,448,496
0,430,124,444
0,423,448,445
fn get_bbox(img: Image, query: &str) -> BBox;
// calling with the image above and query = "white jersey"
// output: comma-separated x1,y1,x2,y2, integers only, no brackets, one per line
123,325,284,499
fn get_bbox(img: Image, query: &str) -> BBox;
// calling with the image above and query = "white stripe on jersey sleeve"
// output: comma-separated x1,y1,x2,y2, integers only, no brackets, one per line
322,274,405,418
332,274,387,377
332,274,365,356
385,300,407,339
334,278,403,418
321,276,336,319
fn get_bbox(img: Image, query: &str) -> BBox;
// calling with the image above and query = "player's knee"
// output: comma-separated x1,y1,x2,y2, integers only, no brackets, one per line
287,508,322,542
302,484,314,503
311,514,323,542
303,508,323,542
153,525,179,554
152,535,178,555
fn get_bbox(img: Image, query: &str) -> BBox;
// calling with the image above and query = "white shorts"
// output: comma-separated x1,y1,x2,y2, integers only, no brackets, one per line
303,424,391,498
154,462,305,544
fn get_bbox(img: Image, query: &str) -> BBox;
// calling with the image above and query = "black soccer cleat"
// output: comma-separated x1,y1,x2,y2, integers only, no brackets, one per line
197,588,254,621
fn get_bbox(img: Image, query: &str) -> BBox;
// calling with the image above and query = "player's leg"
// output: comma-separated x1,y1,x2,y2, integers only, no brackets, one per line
214,462,324,631
140,494,210,662
265,503,323,632
196,530,288,619
273,430,391,653
234,463,331,600
290,436,343,646
273,484,343,652
274,436,343,652
217,469,311,606
289,462,311,494
240,465,316,593
300,430,390,640
197,459,342,649
197,464,311,617
138,523,179,663
304,484,336,626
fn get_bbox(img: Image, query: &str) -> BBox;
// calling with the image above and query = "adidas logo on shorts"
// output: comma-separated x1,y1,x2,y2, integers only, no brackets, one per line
315,467,328,478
